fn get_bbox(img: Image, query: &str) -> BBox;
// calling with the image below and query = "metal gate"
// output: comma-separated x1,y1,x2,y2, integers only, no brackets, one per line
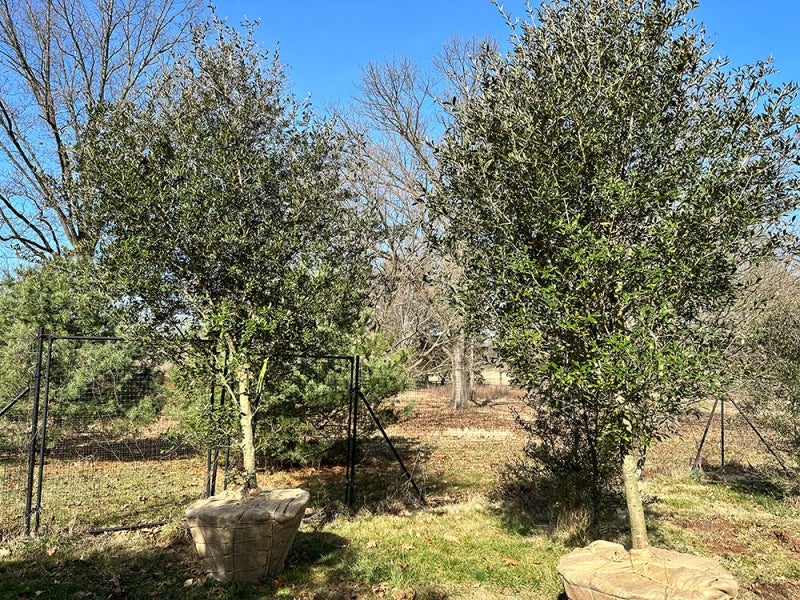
204,354,424,508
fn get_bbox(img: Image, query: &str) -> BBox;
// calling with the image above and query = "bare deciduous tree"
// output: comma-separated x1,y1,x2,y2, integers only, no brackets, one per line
349,46,492,408
0,0,202,261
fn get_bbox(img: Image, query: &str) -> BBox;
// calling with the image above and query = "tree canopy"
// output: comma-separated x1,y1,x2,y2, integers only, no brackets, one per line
431,0,800,542
0,0,202,261
76,19,373,488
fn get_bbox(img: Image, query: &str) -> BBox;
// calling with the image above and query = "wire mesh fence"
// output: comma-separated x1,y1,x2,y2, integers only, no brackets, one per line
1,334,424,539
0,334,206,538
206,354,359,495
204,353,427,508
0,334,39,540
0,386,30,540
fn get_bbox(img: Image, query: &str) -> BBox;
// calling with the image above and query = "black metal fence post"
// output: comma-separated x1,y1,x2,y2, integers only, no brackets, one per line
205,375,218,498
33,335,55,534
206,354,230,498
353,355,359,498
692,397,719,471
692,394,791,476
344,355,357,507
24,328,45,536
727,396,791,476
358,390,426,505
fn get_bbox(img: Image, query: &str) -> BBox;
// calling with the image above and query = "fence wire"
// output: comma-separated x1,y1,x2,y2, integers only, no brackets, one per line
1,335,423,538
1,336,206,538
0,389,30,540
206,354,357,495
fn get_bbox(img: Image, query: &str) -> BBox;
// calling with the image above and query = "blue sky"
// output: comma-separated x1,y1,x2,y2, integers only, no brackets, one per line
212,1,800,108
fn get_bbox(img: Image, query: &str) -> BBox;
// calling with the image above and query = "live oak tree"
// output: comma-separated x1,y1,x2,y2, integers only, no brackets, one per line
431,0,799,548
77,20,371,491
0,0,201,261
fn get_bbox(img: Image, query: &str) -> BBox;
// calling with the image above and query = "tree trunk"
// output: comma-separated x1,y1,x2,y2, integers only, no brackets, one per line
236,364,258,491
622,453,649,550
450,332,469,409
467,337,475,400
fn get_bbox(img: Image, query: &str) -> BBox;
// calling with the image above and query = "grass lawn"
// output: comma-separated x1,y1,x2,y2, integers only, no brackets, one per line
1,385,798,599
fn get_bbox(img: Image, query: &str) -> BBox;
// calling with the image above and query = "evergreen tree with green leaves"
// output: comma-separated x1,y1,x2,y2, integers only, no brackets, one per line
431,0,799,548
0,258,158,450
76,19,373,491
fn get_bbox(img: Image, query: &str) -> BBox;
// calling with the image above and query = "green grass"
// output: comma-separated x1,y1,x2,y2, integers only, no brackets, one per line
310,500,566,598
2,385,799,599
1,455,207,536
0,498,568,600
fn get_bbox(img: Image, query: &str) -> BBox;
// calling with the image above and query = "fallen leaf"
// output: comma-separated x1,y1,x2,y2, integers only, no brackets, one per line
183,578,194,587
373,582,389,597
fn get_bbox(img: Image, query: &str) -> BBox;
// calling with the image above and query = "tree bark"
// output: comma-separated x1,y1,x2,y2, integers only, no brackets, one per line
236,364,258,491
450,332,469,409
622,453,649,550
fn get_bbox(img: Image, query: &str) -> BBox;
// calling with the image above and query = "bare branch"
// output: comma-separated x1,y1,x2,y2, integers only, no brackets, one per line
0,0,204,260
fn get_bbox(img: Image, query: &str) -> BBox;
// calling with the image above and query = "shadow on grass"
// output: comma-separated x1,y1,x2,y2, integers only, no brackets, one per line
0,526,357,600
288,529,350,564
0,523,456,600
0,534,213,600
274,434,439,515
699,460,800,501
488,465,630,548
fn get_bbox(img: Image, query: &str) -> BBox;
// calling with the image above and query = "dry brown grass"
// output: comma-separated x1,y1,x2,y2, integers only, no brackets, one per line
378,385,800,599
2,383,799,599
